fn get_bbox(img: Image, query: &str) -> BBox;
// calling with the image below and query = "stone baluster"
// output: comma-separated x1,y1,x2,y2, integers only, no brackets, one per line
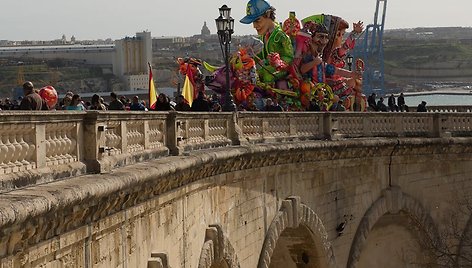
16,125,31,168
55,123,67,164
10,125,24,170
63,123,72,162
62,123,73,162
0,129,9,174
203,119,209,141
46,124,59,165
5,128,17,172
44,129,52,165
120,120,128,154
143,120,150,149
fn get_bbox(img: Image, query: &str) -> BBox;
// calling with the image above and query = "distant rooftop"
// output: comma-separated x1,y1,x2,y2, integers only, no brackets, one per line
0,44,115,54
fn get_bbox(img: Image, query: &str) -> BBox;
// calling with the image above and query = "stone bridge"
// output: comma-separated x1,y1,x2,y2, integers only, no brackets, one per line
0,110,472,267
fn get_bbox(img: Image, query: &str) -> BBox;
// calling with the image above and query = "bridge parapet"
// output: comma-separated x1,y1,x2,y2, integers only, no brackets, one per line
428,105,472,113
0,111,86,191
1,111,471,192
83,111,168,173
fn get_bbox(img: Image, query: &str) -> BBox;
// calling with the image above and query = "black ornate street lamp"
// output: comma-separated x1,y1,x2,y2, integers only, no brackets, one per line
346,54,353,71
216,4,236,112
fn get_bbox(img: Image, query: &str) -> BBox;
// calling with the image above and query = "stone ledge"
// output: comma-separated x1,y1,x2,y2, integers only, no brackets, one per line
0,137,471,258
0,162,87,194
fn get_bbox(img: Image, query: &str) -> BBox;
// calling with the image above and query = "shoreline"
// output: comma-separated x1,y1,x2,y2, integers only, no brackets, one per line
399,88,472,96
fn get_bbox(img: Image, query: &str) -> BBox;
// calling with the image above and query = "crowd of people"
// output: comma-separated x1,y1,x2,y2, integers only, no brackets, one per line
0,81,430,113
0,81,288,112
367,92,428,112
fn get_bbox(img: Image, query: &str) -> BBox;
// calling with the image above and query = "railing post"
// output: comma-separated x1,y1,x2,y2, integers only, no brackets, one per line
229,112,241,145
395,116,404,137
83,112,101,173
166,111,181,155
75,121,84,161
289,117,297,137
323,113,338,140
363,116,372,136
433,113,451,138
34,124,46,169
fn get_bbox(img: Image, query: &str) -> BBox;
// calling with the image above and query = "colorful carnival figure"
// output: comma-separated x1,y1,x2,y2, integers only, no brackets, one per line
282,11,301,44
203,37,262,107
322,17,365,110
240,0,293,88
327,20,363,68
298,23,362,110
301,14,365,110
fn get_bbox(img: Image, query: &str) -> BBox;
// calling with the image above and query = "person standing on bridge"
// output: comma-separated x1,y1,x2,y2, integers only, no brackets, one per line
397,92,406,112
388,94,398,112
19,81,47,110
417,101,427,112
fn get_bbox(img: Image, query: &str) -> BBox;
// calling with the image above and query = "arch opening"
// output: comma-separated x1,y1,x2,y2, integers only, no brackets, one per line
357,212,435,268
269,224,326,268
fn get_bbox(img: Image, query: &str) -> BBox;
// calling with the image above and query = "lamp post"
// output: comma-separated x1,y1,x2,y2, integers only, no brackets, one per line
215,4,236,112
346,54,353,71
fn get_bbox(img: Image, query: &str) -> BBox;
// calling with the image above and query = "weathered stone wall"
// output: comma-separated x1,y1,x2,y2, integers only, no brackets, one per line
1,138,472,267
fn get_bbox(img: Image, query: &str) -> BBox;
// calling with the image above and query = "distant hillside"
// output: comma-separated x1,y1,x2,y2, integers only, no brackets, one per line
382,36,472,90
384,27,472,40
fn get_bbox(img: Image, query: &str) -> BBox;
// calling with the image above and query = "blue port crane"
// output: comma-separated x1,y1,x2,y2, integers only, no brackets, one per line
353,0,387,96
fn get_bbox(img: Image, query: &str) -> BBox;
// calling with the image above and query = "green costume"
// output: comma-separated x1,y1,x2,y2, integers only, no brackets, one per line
257,23,294,83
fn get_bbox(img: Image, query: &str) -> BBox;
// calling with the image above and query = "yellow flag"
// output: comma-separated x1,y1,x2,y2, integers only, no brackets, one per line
148,63,158,109
182,74,194,107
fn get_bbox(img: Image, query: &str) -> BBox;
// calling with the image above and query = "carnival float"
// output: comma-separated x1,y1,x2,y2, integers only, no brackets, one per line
178,0,367,112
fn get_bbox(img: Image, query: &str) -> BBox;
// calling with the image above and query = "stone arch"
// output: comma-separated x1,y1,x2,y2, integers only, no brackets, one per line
346,186,440,268
257,196,335,268
198,224,240,268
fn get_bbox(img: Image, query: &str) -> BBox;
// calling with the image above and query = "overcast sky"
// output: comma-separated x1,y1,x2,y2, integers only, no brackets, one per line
1,0,470,41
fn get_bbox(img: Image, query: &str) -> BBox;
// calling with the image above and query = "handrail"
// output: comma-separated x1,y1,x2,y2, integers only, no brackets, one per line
1,111,471,192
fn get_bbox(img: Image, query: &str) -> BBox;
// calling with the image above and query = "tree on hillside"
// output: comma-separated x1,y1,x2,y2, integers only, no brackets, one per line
402,189,472,267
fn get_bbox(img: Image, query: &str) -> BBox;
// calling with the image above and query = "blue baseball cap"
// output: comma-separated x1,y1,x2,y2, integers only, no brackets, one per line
240,0,271,24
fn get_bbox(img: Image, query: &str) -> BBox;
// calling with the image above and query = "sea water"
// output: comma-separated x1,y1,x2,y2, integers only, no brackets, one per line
403,94,472,106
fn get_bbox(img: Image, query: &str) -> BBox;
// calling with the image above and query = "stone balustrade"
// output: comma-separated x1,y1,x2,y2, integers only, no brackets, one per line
0,111,86,191
427,105,472,113
1,111,471,192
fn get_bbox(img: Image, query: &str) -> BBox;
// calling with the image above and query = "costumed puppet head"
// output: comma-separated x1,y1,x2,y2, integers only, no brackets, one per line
321,15,348,61
309,23,329,56
240,0,272,24
301,14,349,61
241,0,276,36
